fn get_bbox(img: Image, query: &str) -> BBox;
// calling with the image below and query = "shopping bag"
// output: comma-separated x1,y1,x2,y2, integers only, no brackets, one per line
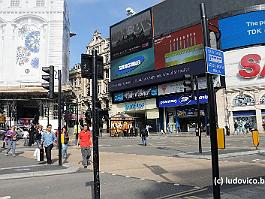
40,148,44,161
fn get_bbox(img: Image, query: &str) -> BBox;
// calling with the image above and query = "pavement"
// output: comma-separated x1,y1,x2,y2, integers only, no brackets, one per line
1,134,265,198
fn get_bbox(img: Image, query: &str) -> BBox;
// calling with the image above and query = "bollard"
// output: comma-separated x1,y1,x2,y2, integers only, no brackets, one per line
217,128,225,149
252,130,260,149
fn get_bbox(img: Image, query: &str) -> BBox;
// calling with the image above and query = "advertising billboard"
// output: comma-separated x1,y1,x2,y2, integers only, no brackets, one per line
113,86,158,103
153,0,265,37
158,92,208,108
109,60,205,92
154,24,204,70
110,9,152,60
219,10,265,50
224,46,265,88
111,47,155,80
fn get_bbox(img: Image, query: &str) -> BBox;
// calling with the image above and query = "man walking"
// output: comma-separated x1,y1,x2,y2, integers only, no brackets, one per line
41,124,56,164
78,124,92,168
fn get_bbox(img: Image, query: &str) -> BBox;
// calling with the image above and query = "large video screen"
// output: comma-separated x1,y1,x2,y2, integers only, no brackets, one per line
219,10,265,50
110,9,153,60
111,47,155,81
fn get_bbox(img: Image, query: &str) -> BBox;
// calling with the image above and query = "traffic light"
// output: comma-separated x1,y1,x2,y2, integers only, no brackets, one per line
42,65,54,99
183,74,194,93
81,54,103,79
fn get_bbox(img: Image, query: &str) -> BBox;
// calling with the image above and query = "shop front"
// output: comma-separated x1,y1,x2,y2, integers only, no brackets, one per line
232,110,257,134
158,92,208,133
110,98,159,132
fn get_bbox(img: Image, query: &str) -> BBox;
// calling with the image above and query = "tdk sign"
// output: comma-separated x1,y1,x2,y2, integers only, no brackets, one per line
116,56,144,75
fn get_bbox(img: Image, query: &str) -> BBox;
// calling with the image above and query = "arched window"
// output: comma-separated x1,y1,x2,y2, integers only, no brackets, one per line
233,94,255,106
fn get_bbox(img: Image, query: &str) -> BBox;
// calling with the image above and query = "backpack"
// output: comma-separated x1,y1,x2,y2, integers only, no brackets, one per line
141,129,148,137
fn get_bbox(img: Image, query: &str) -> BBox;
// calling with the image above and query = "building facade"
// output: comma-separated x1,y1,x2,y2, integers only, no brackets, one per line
109,0,265,135
0,0,70,129
69,30,111,130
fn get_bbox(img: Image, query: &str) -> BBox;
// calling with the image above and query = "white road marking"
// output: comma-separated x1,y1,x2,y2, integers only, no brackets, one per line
15,168,31,171
0,196,11,199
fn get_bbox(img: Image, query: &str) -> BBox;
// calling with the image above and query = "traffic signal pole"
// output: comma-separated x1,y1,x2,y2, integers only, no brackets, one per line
92,49,100,199
200,3,220,199
58,70,62,166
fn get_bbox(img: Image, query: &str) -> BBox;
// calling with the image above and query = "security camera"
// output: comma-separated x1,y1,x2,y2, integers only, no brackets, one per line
126,7,136,16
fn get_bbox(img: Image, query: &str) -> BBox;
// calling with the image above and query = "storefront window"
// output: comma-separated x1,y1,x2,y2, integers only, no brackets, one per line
233,94,255,106
233,111,257,134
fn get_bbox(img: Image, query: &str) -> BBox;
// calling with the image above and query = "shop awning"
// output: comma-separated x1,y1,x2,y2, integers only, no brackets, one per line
110,113,136,121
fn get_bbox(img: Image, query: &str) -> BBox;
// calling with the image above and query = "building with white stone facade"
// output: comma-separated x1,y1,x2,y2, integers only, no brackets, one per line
0,0,70,129
69,30,111,130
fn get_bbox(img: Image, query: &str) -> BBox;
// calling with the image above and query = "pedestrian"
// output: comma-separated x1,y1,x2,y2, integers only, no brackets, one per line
41,124,56,164
5,126,17,157
34,125,42,148
61,126,69,161
2,126,10,149
140,127,148,146
78,124,93,168
23,128,29,146
28,124,36,146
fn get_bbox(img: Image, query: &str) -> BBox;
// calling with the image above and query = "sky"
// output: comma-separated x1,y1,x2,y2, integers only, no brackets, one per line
67,0,161,68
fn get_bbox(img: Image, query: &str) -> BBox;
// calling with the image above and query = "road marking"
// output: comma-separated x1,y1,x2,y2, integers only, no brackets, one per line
184,196,202,199
155,187,207,199
0,196,11,199
15,168,31,171
0,164,43,171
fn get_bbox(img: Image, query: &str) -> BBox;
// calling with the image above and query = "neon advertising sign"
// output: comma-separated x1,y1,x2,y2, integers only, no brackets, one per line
239,54,265,78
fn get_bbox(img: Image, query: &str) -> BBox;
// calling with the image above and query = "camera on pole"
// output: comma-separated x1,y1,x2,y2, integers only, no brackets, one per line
42,65,54,99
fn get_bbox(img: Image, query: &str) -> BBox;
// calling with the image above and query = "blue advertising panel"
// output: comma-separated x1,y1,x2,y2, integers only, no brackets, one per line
159,92,208,108
219,11,265,50
113,86,158,103
111,47,155,80
109,59,205,92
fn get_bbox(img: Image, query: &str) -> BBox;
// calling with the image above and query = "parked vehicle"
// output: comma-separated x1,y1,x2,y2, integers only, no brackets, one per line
15,126,30,140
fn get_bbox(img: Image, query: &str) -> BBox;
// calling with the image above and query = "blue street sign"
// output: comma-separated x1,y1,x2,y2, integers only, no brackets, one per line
205,47,225,76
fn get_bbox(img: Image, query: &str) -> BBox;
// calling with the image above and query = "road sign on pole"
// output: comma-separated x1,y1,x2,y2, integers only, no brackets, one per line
205,47,225,76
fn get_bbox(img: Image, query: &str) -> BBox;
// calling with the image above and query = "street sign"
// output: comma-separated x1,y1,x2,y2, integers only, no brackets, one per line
205,47,225,76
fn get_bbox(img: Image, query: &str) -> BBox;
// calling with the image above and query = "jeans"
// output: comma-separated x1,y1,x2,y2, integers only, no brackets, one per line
35,140,41,148
62,144,68,159
6,140,16,155
81,147,91,166
45,144,53,164
141,136,147,146
23,138,29,146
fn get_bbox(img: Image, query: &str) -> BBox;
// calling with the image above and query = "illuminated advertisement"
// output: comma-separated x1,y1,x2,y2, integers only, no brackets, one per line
219,10,265,50
110,9,152,59
113,86,158,103
111,47,154,80
109,60,205,92
224,46,265,88
154,19,218,70
158,92,208,108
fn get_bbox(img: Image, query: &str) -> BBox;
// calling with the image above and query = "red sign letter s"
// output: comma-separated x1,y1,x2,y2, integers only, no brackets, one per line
239,54,261,78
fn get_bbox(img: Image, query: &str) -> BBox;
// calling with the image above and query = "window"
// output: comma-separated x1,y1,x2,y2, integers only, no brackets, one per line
10,0,20,7
233,94,255,107
36,0,45,7
260,95,265,104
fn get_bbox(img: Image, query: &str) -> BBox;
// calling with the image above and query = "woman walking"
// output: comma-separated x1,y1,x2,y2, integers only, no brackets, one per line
61,126,69,161
5,126,17,157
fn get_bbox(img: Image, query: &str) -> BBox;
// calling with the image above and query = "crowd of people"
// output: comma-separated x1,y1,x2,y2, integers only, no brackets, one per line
2,122,153,167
